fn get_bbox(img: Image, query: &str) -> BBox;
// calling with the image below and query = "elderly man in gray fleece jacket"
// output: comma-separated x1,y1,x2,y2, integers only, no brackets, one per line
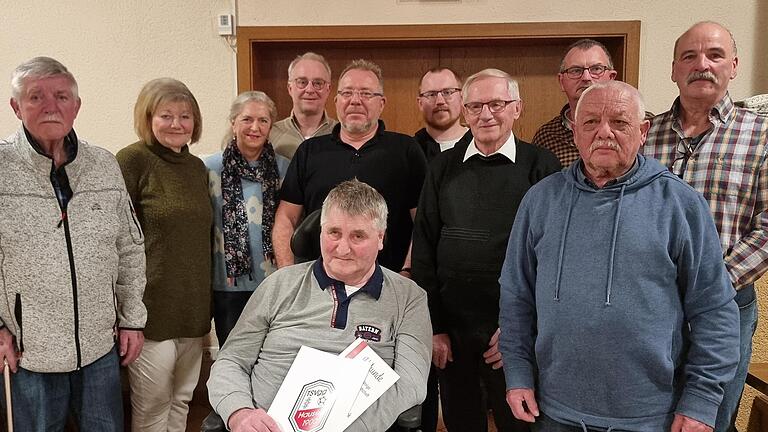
0,56,146,431
208,179,431,432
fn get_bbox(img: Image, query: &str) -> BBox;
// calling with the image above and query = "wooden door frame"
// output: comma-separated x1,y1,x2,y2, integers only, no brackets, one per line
235,21,641,93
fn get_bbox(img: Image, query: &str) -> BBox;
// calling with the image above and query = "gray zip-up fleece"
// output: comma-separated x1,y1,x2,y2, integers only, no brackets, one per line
0,129,147,373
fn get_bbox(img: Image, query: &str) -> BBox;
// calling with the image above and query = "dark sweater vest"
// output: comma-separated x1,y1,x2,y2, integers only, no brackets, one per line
413,138,560,341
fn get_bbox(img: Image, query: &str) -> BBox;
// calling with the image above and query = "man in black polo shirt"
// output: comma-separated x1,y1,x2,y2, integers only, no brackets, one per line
273,59,427,273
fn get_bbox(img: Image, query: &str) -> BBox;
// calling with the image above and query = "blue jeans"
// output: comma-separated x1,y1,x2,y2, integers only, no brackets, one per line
0,345,123,431
714,284,758,432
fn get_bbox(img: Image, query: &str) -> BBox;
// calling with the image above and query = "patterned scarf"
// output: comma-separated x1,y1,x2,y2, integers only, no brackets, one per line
221,139,280,278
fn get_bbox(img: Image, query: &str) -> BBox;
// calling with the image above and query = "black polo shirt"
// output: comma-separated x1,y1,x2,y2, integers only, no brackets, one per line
281,121,427,271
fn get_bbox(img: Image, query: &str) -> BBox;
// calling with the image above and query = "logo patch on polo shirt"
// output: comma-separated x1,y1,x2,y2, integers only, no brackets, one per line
355,324,381,342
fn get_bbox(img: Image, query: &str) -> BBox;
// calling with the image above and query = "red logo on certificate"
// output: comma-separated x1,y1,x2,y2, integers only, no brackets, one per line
289,380,335,431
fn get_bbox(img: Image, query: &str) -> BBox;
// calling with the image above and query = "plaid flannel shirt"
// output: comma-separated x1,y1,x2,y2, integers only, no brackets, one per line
643,93,768,289
532,104,580,167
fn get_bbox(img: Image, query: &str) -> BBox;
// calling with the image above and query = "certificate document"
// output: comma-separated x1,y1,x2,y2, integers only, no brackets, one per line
267,340,399,431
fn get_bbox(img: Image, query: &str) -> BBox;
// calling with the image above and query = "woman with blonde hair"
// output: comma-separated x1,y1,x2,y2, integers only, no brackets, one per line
117,77,212,432
205,91,289,345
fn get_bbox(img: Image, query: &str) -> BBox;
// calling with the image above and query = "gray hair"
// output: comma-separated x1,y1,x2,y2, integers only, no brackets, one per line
575,81,646,123
462,68,519,103
560,39,614,71
288,52,332,80
321,179,388,233
222,91,278,146
338,59,384,92
11,56,78,100
673,21,738,59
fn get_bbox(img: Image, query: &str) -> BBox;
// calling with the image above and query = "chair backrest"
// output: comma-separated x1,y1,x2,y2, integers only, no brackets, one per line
290,209,322,263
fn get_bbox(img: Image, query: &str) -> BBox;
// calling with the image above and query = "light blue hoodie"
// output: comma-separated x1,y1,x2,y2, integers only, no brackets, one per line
499,155,739,430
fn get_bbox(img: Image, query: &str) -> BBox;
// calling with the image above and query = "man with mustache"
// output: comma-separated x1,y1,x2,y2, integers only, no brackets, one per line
500,80,739,432
414,67,471,163
0,57,146,430
274,59,427,275
412,68,559,432
269,52,338,159
643,21,768,432
532,39,617,167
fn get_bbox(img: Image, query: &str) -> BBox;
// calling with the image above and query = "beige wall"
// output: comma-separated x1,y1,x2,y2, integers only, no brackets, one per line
0,0,236,156
1,1,766,155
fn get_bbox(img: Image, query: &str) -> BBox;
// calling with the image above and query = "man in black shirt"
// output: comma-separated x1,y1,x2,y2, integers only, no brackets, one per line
274,59,427,273
412,68,560,432
414,67,472,162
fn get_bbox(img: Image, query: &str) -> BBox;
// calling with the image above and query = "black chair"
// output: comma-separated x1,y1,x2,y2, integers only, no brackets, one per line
290,209,322,263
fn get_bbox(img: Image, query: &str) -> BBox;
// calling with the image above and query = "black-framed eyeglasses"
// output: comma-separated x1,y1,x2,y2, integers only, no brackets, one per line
560,65,612,79
292,78,328,90
671,137,694,178
419,88,461,101
337,89,384,100
463,99,517,115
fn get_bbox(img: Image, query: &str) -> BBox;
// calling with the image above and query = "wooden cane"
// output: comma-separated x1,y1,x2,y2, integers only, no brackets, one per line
3,359,11,432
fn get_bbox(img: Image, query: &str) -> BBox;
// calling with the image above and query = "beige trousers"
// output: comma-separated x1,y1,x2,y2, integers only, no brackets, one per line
128,337,203,432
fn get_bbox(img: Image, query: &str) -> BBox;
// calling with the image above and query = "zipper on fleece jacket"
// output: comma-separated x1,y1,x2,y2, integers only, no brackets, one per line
14,294,23,353
60,210,82,369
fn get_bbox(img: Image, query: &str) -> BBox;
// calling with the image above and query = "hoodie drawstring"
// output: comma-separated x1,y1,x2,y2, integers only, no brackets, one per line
580,419,614,432
580,419,589,432
554,183,577,301
604,184,626,306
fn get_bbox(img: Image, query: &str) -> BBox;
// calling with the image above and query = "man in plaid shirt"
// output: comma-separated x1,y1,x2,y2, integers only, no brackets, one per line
531,39,617,167
643,21,768,432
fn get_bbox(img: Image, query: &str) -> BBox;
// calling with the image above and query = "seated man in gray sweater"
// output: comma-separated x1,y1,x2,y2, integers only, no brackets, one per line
208,179,432,432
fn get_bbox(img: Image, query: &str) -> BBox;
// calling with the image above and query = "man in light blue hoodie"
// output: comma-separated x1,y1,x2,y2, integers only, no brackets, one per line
499,81,739,432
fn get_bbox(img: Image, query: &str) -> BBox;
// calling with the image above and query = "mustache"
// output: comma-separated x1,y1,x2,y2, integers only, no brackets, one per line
686,70,718,85
589,139,619,153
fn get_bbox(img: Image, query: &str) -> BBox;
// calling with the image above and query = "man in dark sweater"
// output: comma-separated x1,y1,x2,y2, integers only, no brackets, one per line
412,68,560,432
412,66,472,432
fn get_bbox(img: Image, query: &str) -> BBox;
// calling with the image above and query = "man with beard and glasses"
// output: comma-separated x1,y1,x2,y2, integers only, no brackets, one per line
412,67,472,432
414,67,472,163
642,21,768,432
501,80,738,432
273,59,427,275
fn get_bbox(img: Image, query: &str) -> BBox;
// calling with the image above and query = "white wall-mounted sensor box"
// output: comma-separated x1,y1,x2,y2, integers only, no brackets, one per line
218,14,234,36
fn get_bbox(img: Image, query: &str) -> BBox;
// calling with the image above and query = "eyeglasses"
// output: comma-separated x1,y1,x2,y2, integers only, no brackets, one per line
671,137,695,178
337,89,384,100
419,88,461,101
463,100,517,115
292,78,328,90
560,65,612,79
